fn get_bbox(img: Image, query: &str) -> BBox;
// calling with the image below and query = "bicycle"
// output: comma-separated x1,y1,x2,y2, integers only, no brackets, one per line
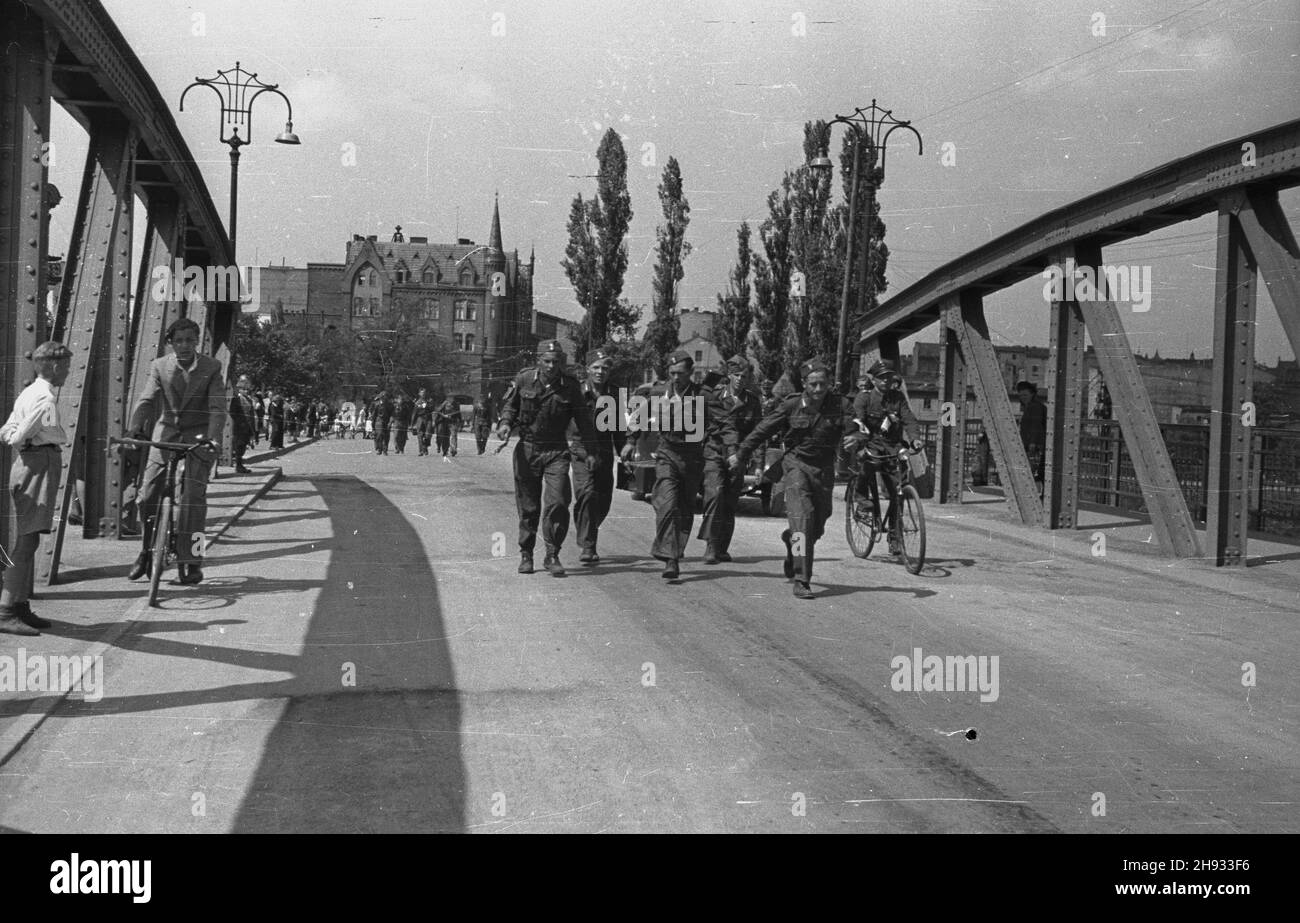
844,422,928,575
110,436,211,607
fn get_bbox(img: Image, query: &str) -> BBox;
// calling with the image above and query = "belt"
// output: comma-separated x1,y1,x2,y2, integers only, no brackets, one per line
20,443,61,452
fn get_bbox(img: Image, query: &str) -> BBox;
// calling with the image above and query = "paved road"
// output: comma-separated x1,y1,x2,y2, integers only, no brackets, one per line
2,433,1296,832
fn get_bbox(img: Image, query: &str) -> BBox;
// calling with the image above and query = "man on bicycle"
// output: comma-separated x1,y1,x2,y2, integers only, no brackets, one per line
851,359,923,556
126,318,226,585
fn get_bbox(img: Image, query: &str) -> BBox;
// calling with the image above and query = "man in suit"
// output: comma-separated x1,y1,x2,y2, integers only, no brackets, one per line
229,374,256,474
126,318,227,585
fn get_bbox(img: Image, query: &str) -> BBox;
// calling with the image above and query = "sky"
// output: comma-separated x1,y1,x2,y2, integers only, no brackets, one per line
48,0,1300,361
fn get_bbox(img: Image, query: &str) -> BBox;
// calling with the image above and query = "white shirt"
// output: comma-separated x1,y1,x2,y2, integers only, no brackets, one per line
0,377,66,447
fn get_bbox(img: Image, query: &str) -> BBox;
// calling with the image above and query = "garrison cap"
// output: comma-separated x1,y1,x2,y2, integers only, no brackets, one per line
588,348,615,368
800,356,830,377
668,349,694,367
538,340,566,359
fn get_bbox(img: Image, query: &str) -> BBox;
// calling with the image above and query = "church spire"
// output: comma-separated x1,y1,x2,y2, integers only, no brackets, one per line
488,192,503,254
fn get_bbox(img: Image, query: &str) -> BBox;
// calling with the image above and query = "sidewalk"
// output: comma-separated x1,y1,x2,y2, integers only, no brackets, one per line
0,463,282,765
934,486,1300,611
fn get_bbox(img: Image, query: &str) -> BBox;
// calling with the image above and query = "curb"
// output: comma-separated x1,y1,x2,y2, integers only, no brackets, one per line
0,467,282,769
931,499,1298,610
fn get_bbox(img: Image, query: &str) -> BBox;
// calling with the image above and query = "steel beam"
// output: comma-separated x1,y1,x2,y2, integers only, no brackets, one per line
0,4,51,551
936,297,967,504
1206,196,1257,566
952,291,1045,526
39,119,133,584
1235,189,1300,356
1045,247,1087,529
129,201,184,408
1074,242,1200,558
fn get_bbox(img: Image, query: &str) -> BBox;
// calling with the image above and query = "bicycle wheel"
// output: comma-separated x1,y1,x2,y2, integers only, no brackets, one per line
896,484,926,575
844,476,881,558
147,495,173,607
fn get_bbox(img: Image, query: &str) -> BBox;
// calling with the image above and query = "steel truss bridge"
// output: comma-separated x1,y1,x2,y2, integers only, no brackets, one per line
858,119,1299,566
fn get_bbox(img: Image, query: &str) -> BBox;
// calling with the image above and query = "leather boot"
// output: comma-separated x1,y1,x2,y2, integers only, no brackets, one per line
518,553,534,574
780,529,795,579
0,606,39,636
16,601,51,629
128,550,151,581
543,550,566,577
793,545,815,598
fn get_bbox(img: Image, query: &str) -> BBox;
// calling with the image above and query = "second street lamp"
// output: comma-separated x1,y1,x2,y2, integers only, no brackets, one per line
810,100,921,389
180,62,300,262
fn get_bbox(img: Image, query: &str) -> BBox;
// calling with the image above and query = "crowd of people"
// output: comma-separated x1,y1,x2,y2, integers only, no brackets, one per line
495,340,923,599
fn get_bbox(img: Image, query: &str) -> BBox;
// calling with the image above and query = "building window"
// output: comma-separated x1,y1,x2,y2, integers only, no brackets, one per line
370,297,379,314
694,350,703,363
353,296,365,316
490,304,496,320
454,299,477,321
459,268,473,286
923,398,933,410
464,334,474,352
422,269,436,283
421,297,440,320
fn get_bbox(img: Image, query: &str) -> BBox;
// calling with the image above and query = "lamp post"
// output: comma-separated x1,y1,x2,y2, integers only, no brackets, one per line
809,101,921,389
180,62,300,261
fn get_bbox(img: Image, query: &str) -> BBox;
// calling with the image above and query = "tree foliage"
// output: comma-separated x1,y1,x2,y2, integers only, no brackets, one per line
712,221,752,362
644,156,691,377
561,128,633,350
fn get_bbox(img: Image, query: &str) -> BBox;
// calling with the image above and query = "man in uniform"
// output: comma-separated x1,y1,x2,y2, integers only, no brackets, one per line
370,390,393,455
698,355,762,565
229,374,256,474
391,391,413,454
497,340,599,577
126,318,227,586
569,348,618,564
433,395,460,460
471,398,494,455
412,388,435,456
731,357,858,599
267,390,285,448
621,350,707,580
852,359,924,555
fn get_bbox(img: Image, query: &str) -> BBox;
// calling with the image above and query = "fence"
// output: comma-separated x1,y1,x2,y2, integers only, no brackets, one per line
915,419,1300,537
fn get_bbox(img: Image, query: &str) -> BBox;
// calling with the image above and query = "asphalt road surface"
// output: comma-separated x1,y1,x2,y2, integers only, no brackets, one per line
2,434,1295,833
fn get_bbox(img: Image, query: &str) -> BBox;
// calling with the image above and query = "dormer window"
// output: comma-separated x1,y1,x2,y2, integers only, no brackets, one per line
459,268,473,286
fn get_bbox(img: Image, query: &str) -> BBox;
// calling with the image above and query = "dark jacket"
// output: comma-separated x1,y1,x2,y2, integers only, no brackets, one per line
568,380,618,460
701,381,762,462
738,392,857,471
852,387,920,446
627,378,708,461
229,389,256,444
500,367,598,454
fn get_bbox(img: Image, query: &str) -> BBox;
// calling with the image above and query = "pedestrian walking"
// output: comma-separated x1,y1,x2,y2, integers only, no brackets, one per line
471,398,493,455
412,389,435,456
0,341,73,635
267,391,285,449
570,349,618,564
730,357,858,599
433,396,459,460
391,392,413,454
620,350,708,580
698,355,762,564
370,391,393,455
497,340,600,577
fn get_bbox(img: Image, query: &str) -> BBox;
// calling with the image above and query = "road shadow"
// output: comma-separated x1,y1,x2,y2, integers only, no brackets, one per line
43,475,466,832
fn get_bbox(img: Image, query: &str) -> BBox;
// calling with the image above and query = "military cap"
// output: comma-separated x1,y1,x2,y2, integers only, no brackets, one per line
866,359,900,378
667,349,694,368
538,340,566,359
725,354,750,373
588,348,615,368
800,356,830,377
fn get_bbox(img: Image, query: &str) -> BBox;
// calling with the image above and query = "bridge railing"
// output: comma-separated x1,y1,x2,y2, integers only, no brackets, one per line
916,420,1300,538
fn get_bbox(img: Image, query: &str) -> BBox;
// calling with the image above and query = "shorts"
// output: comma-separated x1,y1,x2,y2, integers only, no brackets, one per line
10,445,61,535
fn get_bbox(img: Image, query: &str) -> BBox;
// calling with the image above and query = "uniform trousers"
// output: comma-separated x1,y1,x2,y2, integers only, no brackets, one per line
393,426,409,453
571,451,614,552
697,455,745,553
513,440,572,554
651,448,703,562
374,423,390,454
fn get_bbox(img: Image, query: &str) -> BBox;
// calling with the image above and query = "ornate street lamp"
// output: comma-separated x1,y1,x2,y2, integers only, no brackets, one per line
180,62,300,260
810,100,921,388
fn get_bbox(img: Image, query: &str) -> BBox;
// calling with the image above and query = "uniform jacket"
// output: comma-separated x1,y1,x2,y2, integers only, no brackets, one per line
567,380,618,460
370,396,393,424
391,398,414,427
628,378,707,461
412,398,434,428
738,392,857,471
433,400,461,434
701,381,762,462
129,353,227,458
501,367,599,453
852,387,920,446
